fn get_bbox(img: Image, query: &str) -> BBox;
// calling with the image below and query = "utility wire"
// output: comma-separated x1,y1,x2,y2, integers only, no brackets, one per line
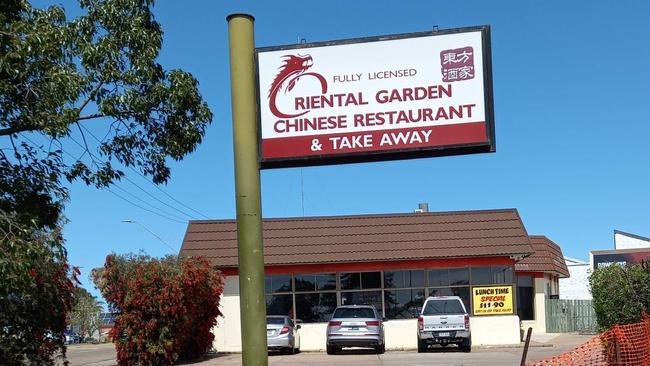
110,183,188,222
21,134,187,225
79,124,210,219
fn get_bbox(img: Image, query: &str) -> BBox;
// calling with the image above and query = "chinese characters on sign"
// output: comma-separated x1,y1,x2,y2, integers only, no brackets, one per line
440,46,475,82
256,26,494,168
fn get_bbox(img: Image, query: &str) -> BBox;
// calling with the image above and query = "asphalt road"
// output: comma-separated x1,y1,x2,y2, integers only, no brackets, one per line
65,343,115,366
64,334,593,366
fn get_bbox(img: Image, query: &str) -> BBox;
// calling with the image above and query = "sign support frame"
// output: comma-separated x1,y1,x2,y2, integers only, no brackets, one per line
227,13,268,366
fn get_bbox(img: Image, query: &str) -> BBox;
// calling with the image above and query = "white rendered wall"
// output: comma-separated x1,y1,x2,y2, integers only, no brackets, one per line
560,262,592,300
615,232,650,250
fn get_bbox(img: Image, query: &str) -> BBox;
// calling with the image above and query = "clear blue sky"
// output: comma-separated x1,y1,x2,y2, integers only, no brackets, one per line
52,0,650,302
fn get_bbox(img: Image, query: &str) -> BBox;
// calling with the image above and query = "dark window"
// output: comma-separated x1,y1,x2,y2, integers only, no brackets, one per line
384,288,425,319
341,290,382,312
266,294,292,317
384,270,404,289
471,267,492,285
428,269,449,286
449,268,470,285
428,287,453,297
332,307,376,319
429,286,470,311
361,272,382,289
492,266,514,284
266,317,286,325
316,274,337,290
423,299,466,315
517,275,535,320
294,274,315,292
385,270,425,288
340,272,361,290
295,273,336,292
265,275,292,293
295,293,336,323
517,275,533,287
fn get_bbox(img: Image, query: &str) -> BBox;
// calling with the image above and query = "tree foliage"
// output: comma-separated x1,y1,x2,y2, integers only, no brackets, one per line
92,254,224,365
0,210,79,366
1,0,213,228
589,262,650,331
70,287,103,340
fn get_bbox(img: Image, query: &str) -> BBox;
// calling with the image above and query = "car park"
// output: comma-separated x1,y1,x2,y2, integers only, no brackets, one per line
417,296,471,352
326,305,385,355
266,315,300,354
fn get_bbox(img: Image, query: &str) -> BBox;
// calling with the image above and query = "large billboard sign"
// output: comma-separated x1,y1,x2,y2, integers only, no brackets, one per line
256,26,495,168
592,249,650,270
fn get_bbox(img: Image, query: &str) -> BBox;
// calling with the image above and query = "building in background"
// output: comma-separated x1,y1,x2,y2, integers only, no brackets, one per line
591,230,650,270
559,230,650,301
180,208,569,351
614,230,650,250
559,257,591,300
514,236,570,333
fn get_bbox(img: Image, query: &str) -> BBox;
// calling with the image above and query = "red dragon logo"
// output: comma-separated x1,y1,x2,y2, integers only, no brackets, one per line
268,54,328,118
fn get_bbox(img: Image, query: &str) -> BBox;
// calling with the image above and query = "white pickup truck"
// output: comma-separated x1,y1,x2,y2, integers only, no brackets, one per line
417,296,471,352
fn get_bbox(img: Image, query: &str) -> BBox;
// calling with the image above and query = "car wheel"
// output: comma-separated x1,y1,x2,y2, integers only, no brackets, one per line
461,338,471,353
326,345,337,355
417,339,427,353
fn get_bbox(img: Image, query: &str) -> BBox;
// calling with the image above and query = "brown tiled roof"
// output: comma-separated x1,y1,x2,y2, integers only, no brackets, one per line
515,236,570,278
179,208,534,268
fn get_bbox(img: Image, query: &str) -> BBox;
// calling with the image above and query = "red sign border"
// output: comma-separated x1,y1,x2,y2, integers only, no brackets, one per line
255,25,495,169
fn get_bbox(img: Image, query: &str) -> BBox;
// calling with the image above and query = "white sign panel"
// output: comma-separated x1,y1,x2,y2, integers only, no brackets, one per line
256,26,495,168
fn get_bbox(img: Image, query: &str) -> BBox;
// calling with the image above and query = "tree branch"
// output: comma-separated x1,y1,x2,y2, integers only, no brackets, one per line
78,81,104,115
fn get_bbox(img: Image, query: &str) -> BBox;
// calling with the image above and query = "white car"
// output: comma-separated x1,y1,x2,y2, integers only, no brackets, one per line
417,296,471,352
266,315,300,354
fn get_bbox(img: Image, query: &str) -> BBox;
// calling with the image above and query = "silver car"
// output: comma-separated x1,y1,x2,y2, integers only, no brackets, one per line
266,315,301,354
326,305,385,354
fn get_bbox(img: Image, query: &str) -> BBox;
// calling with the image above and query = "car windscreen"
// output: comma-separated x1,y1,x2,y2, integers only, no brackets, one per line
422,300,465,315
332,308,375,319
266,317,285,325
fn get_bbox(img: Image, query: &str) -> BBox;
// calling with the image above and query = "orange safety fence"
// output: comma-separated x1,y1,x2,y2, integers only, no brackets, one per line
527,315,650,366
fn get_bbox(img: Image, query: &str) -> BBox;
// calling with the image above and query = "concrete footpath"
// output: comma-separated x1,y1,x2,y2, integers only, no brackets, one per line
176,333,594,366
65,333,594,366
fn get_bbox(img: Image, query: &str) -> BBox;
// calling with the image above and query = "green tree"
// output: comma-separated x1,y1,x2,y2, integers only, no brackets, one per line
589,262,650,331
0,210,78,365
1,0,213,228
1,0,213,364
70,287,103,340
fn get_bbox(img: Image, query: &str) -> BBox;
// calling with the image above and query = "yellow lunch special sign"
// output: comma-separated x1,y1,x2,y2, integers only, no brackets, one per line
472,285,514,315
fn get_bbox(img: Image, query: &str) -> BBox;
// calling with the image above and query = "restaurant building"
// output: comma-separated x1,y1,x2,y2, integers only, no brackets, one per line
179,208,569,351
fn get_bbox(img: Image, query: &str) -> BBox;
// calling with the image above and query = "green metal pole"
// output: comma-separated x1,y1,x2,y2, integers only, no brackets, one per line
227,13,268,366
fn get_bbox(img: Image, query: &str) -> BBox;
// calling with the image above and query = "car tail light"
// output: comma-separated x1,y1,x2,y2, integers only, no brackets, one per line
279,326,290,335
464,314,470,330
328,321,342,327
418,316,424,331
366,321,380,326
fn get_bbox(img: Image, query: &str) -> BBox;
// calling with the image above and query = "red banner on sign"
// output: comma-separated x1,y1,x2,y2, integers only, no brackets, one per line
262,122,487,159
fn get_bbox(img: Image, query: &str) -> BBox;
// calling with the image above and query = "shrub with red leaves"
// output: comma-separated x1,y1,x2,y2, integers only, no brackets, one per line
93,254,223,365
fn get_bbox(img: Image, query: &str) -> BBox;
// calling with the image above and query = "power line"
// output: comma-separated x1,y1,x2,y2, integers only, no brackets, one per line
111,183,188,222
21,134,187,225
79,124,210,219
65,134,192,223
106,189,185,224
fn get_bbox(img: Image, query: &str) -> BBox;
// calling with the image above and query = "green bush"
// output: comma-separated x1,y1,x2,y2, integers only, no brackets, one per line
589,262,650,331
